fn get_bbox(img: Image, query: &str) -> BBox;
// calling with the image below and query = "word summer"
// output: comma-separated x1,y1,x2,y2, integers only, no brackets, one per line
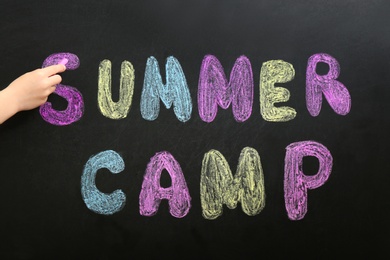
40,52,351,221
40,52,351,125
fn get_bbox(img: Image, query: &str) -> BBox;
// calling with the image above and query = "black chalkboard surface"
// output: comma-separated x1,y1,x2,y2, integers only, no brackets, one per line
1,0,389,259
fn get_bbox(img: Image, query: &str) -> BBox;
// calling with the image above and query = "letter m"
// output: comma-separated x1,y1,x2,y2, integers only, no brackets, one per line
200,147,265,220
198,55,254,122
140,56,192,122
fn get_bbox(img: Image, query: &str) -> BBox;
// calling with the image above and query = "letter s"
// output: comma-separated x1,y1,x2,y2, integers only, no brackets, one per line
40,52,84,125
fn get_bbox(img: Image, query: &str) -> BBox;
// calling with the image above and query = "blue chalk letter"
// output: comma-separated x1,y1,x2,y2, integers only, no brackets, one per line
81,150,126,215
140,56,192,122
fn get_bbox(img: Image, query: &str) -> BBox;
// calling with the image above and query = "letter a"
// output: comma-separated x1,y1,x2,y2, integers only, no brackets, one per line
139,151,191,218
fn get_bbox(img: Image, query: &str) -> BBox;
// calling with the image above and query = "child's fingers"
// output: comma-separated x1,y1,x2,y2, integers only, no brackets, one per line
48,84,57,94
47,74,62,86
42,64,66,76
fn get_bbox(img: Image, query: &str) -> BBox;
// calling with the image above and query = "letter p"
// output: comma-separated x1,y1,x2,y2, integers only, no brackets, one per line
284,141,333,220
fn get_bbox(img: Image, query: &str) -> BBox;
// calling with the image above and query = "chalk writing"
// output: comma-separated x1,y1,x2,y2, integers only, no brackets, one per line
40,52,350,125
139,151,191,218
71,52,347,220
98,60,135,119
140,56,192,122
284,141,333,220
306,53,351,116
81,142,332,220
40,52,84,125
260,60,296,122
198,55,253,122
81,150,126,215
200,147,265,219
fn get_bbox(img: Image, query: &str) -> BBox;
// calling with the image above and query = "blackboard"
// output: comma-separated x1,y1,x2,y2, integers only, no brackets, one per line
1,0,389,259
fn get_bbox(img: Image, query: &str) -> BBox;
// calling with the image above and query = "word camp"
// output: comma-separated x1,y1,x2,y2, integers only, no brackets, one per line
40,52,351,220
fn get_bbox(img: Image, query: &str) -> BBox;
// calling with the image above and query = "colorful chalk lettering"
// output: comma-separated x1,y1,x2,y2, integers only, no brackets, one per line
306,53,351,116
139,151,191,218
284,141,333,220
40,52,84,125
260,60,296,122
81,142,333,220
81,150,126,215
140,56,192,122
51,51,346,220
198,55,254,122
98,60,135,119
40,52,351,125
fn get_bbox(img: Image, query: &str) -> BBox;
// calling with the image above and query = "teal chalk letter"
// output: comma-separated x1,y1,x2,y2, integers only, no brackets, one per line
81,150,126,215
140,56,192,122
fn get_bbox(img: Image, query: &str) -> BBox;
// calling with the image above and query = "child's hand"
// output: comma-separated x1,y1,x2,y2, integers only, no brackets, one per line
0,64,66,124
7,64,66,111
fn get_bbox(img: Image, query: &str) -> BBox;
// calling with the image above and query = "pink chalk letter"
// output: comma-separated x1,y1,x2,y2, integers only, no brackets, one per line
198,55,253,122
139,151,191,218
284,141,333,220
40,52,84,126
306,53,351,116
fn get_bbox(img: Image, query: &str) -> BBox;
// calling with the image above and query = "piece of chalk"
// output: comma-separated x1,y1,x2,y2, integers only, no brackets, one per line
58,58,68,65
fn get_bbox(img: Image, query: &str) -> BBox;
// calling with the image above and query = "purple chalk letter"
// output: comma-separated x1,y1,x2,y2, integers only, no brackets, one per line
198,55,253,122
284,141,333,220
40,52,84,125
306,53,351,116
139,151,191,218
